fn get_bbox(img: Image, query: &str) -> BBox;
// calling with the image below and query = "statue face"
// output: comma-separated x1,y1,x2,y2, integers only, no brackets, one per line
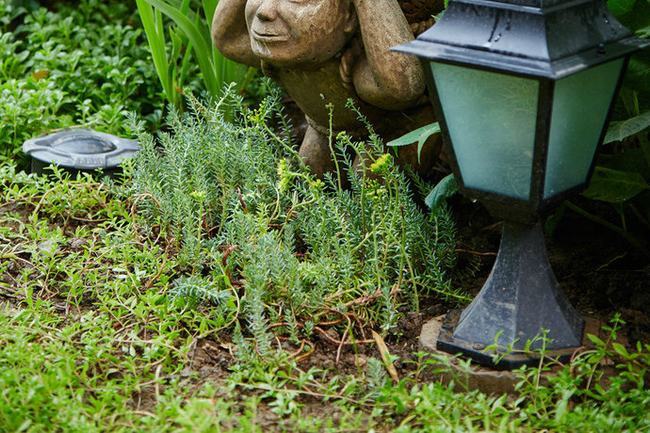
245,0,356,67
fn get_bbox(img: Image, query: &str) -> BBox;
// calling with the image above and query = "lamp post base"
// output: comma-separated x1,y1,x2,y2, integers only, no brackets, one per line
437,222,584,369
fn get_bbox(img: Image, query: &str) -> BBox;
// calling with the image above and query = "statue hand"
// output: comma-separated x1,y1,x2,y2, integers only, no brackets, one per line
351,0,425,110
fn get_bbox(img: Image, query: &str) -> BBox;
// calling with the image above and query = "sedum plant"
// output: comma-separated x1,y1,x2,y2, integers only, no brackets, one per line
130,86,460,348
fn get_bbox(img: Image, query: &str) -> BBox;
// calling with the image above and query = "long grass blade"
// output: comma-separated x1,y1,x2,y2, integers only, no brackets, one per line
141,0,219,97
135,0,176,104
202,0,219,27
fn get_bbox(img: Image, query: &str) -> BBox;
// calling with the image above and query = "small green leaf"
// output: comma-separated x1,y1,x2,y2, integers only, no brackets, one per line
604,111,650,144
583,167,649,203
612,342,631,359
387,122,440,163
637,25,650,38
587,333,606,347
554,389,574,423
424,174,458,209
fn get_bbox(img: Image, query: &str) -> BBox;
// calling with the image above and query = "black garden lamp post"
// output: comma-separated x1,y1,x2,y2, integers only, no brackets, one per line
395,0,648,368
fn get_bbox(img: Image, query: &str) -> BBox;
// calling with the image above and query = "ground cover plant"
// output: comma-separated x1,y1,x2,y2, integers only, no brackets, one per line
1,90,650,432
1,0,649,431
130,90,460,337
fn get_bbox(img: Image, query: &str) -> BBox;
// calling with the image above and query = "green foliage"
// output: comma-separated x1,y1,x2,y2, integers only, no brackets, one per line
130,88,460,350
605,110,650,144
584,166,649,203
369,318,650,433
608,0,638,16
224,317,650,433
169,274,234,310
424,173,459,210
0,164,236,431
136,0,249,107
0,0,163,167
135,0,193,108
1,153,649,433
387,122,440,164
511,316,650,433
130,87,282,266
0,2,647,430
582,85,650,236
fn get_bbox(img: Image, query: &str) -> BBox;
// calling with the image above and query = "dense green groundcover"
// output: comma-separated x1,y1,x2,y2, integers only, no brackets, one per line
0,0,167,166
1,97,650,432
1,0,649,431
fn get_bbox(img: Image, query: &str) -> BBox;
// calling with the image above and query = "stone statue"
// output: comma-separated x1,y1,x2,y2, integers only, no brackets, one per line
212,0,443,177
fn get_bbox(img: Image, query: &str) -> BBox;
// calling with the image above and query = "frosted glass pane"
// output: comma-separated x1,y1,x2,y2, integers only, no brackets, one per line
544,59,624,198
432,63,539,200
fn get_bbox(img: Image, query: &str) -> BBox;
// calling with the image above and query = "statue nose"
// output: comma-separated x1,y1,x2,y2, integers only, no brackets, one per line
256,0,278,21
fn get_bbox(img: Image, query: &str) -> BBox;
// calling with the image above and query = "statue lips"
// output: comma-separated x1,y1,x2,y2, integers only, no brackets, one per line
251,29,290,43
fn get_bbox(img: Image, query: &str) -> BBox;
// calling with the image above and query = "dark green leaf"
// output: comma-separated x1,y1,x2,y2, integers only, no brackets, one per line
598,149,650,180
604,111,650,144
387,123,440,148
424,174,458,209
612,342,631,359
583,167,649,203
587,333,605,347
387,122,440,163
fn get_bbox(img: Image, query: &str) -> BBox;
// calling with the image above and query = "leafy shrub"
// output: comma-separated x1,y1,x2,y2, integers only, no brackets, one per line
0,0,163,166
130,88,460,347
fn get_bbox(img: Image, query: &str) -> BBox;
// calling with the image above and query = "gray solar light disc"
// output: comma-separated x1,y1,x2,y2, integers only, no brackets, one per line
23,129,140,174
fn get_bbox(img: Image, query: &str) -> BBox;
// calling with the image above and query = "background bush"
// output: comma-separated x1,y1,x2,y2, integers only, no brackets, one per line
0,0,165,167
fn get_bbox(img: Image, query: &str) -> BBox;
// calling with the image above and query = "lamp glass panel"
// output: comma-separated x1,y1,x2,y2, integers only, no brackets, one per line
432,63,539,200
544,59,625,198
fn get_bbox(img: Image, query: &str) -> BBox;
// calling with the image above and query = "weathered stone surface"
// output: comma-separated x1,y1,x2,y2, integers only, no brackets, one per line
298,125,337,179
420,317,519,394
419,315,620,395
212,0,444,177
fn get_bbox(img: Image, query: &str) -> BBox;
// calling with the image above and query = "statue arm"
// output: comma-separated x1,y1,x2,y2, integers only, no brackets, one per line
351,0,425,110
211,0,259,67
